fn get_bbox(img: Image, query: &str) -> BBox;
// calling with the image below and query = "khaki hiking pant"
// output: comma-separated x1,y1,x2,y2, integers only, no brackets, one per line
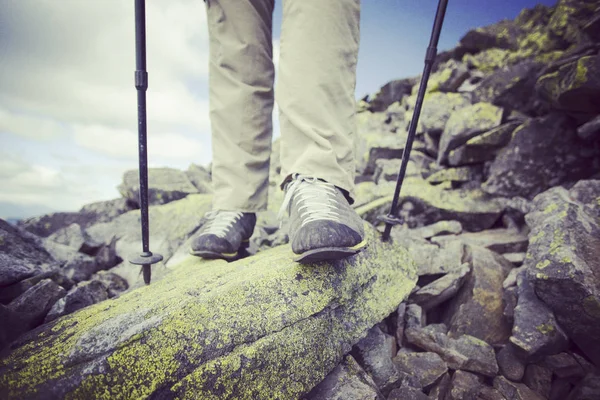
206,0,360,212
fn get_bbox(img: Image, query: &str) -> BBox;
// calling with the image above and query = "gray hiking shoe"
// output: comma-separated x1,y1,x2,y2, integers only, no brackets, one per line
278,174,367,263
190,210,256,260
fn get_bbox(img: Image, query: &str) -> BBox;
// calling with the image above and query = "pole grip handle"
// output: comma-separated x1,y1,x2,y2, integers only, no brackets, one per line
135,70,148,90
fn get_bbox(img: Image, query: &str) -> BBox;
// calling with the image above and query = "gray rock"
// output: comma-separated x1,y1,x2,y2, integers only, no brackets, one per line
444,246,513,345
391,228,466,277
404,328,498,377
86,194,212,287
445,370,484,400
565,372,600,400
409,263,471,310
510,270,569,360
94,236,121,271
45,280,108,322
536,53,600,115
0,219,58,287
577,115,600,140
503,266,525,289
429,60,470,93
477,386,507,400
494,376,545,400
550,379,575,400
503,252,526,266
483,115,598,199
431,228,529,255
503,286,518,327
42,238,99,283
366,77,417,113
392,352,447,390
304,355,384,400
46,223,101,255
541,352,587,380
523,181,600,365
91,271,128,298
387,386,428,400
472,61,546,116
357,178,504,232
19,199,134,238
394,303,406,348
352,326,400,393
404,92,472,136
448,122,521,167
497,343,527,382
405,304,425,330
460,20,519,52
0,279,66,350
437,102,503,165
0,270,71,304
427,372,451,400
185,163,212,194
373,159,420,184
409,220,463,239
118,168,199,207
523,364,552,399
426,166,483,185
0,226,417,398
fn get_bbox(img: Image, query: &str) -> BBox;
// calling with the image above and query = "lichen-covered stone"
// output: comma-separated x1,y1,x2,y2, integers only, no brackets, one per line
0,224,416,399
410,220,463,239
431,228,528,255
404,92,472,136
536,54,600,115
438,103,504,164
426,166,482,185
448,122,520,167
483,114,598,199
523,181,600,365
444,246,513,345
118,168,199,207
357,179,504,232
510,270,569,359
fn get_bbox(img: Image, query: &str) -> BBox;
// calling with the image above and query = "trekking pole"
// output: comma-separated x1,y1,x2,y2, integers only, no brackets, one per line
129,0,163,284
380,0,449,242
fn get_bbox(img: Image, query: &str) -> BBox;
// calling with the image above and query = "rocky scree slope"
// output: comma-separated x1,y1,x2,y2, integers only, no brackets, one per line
2,0,600,398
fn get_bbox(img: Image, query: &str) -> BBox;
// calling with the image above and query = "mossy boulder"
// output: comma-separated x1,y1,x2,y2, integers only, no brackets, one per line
404,92,471,136
448,122,520,166
0,224,416,399
472,61,546,116
483,114,599,199
459,20,521,52
356,178,504,232
536,54,600,115
524,180,600,366
437,103,504,165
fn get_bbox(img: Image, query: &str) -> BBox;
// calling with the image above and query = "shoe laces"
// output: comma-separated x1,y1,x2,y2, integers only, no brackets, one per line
278,174,341,227
199,210,243,238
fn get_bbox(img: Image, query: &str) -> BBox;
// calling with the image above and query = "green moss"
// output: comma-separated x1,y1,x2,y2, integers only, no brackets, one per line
0,225,416,399
573,57,589,88
536,323,555,335
536,259,551,270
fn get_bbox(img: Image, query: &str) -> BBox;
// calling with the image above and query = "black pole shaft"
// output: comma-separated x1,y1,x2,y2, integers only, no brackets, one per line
382,0,449,242
134,0,151,283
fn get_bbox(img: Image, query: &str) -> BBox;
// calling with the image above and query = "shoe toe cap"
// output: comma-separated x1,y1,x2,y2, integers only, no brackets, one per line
191,234,237,255
291,221,364,255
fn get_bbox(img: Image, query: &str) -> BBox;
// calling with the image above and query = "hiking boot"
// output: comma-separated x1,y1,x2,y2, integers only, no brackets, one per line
190,210,256,260
278,173,367,263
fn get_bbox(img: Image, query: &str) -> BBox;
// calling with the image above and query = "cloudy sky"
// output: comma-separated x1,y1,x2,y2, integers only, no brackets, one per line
0,0,556,220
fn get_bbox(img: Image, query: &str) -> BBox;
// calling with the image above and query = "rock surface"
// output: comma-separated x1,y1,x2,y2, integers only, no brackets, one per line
0,225,416,399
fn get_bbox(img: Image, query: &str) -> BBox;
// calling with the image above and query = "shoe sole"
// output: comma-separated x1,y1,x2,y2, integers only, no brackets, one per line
294,239,368,263
189,240,249,261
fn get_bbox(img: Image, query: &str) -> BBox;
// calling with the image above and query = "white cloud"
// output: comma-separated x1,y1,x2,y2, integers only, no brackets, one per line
0,106,66,140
